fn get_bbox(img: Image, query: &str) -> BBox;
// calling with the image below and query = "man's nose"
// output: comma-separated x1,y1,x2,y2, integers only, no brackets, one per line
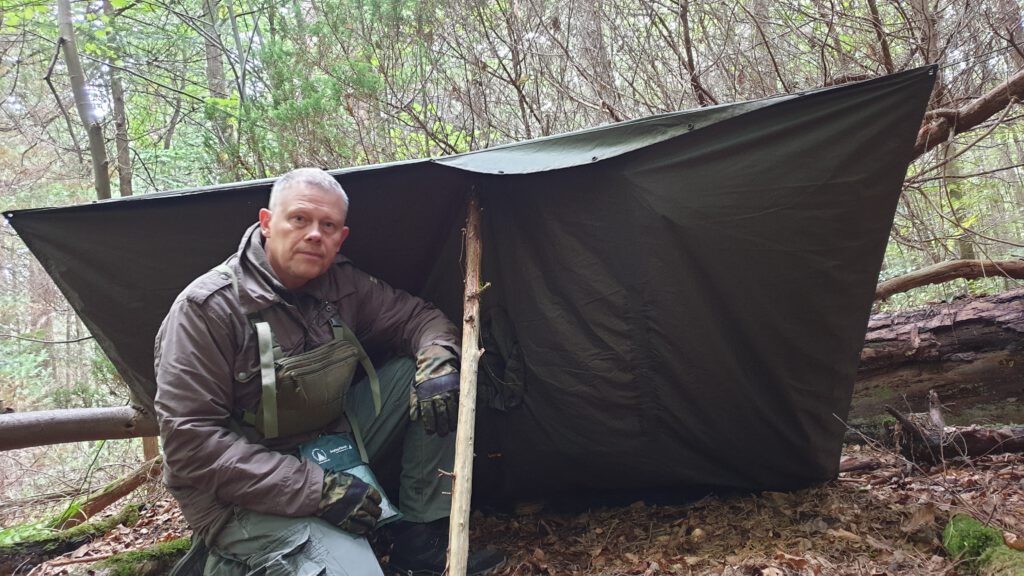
305,226,323,241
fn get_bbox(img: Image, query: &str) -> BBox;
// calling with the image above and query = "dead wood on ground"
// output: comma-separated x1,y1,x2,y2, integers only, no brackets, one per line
886,391,1024,464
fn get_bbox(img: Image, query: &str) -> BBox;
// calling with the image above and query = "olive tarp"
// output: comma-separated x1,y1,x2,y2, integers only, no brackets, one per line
5,67,935,501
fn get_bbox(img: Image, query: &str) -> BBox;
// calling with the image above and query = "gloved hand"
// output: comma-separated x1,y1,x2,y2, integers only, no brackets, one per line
315,470,382,536
409,372,459,437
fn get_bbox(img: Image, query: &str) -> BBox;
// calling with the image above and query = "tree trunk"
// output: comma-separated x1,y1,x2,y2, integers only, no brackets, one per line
56,0,111,200
202,0,237,179
203,0,227,100
102,0,132,197
943,142,975,259
0,406,157,451
578,0,622,121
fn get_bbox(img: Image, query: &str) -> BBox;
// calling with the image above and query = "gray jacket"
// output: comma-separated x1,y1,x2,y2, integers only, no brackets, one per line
154,224,459,541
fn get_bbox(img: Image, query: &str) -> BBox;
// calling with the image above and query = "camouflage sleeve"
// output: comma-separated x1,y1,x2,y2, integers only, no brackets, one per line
415,344,459,383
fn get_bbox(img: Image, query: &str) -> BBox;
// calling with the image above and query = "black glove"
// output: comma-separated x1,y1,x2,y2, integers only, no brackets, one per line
315,470,382,536
409,372,459,437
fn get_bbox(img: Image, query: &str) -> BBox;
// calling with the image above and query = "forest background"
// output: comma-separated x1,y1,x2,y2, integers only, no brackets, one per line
1,0,1023,529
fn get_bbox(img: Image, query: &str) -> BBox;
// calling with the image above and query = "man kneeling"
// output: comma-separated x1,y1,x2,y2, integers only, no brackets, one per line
155,167,504,575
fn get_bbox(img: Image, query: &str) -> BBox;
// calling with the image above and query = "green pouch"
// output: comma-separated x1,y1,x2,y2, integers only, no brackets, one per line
262,338,360,437
299,433,403,526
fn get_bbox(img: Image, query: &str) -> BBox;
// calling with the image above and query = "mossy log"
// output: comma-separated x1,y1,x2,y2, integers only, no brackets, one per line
60,537,191,576
943,514,1024,576
0,504,140,575
60,456,162,528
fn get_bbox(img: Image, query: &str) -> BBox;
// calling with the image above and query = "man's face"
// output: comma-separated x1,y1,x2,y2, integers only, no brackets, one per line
258,184,350,290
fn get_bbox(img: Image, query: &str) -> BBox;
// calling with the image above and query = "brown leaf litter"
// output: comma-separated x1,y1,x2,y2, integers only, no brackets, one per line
26,445,1023,576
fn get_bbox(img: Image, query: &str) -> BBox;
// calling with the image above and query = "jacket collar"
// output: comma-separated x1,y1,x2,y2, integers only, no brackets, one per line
233,223,355,314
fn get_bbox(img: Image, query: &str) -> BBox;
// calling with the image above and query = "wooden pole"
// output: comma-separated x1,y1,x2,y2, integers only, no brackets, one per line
448,191,485,576
0,406,158,451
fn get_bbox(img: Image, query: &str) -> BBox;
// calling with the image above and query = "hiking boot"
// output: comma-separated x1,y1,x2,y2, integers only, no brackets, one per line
388,518,506,576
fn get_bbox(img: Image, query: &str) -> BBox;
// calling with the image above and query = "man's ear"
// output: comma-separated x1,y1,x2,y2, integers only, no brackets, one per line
258,208,272,237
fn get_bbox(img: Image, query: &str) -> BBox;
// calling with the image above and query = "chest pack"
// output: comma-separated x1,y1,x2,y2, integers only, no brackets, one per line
215,265,381,457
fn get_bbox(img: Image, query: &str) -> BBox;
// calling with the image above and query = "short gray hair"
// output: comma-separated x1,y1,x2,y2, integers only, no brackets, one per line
268,167,350,212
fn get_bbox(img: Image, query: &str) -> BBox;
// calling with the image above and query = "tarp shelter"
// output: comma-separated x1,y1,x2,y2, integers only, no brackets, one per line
5,67,935,503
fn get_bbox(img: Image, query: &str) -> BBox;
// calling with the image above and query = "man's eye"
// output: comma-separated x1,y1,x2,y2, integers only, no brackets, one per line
323,222,336,231
291,215,305,224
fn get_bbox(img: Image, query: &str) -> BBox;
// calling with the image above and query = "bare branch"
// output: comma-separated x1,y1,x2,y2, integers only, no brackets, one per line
876,259,1024,301
42,37,83,164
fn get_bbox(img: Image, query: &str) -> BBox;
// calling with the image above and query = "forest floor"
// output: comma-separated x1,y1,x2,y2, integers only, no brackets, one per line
16,366,1024,576
22,443,1023,576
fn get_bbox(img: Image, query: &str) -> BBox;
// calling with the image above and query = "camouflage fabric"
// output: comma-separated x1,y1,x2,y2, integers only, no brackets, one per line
409,376,459,437
414,344,458,383
410,346,460,436
316,470,382,536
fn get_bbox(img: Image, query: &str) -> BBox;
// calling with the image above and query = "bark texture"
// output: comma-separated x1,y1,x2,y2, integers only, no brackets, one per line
852,289,1024,427
860,288,1024,372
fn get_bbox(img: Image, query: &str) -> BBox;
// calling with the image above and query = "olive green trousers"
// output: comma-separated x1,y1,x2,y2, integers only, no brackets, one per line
203,357,455,575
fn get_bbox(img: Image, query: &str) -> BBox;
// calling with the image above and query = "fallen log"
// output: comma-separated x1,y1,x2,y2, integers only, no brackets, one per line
860,288,1024,373
851,288,1024,426
885,391,1024,464
60,538,191,576
59,456,163,529
0,504,140,575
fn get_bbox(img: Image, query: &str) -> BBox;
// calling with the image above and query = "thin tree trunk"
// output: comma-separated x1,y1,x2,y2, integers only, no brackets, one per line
448,192,485,576
203,0,228,100
578,0,622,121
866,0,895,73
103,0,132,197
202,0,236,178
679,1,717,105
225,0,268,179
57,0,111,200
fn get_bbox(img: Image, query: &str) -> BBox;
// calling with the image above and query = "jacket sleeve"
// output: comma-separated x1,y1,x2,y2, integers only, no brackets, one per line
154,295,323,516
345,268,460,382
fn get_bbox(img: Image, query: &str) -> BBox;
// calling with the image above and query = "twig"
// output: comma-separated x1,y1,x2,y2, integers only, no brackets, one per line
46,553,116,567
0,334,94,344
